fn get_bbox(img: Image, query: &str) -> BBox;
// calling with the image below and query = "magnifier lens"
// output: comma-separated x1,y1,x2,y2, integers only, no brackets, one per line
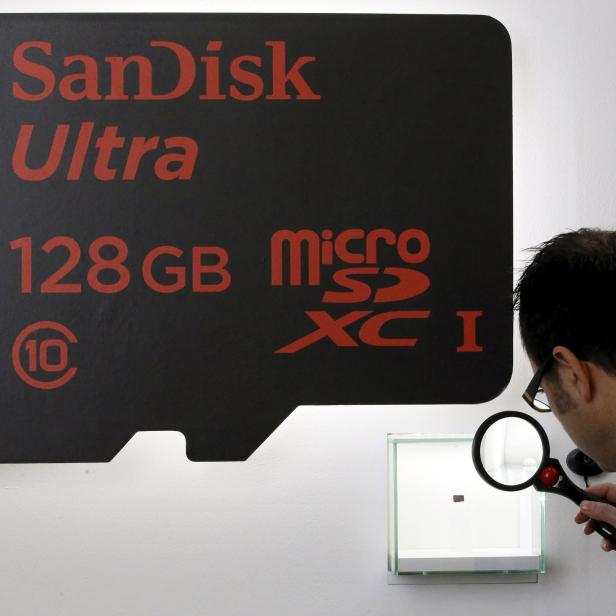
479,417,544,487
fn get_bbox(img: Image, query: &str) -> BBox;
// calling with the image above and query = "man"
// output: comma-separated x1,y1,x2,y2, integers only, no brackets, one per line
514,228,616,552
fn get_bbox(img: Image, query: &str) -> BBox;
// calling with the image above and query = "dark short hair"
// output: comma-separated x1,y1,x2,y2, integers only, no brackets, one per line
513,228,616,374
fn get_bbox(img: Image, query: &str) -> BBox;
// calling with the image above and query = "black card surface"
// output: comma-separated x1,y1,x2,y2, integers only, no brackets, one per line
0,13,512,462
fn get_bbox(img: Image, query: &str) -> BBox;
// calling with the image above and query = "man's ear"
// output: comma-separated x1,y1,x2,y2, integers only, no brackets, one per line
552,345,593,402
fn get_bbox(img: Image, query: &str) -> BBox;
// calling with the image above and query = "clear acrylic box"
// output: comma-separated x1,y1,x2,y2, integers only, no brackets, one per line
388,433,545,576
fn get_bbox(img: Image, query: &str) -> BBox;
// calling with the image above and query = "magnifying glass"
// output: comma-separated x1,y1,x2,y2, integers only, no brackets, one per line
472,410,616,545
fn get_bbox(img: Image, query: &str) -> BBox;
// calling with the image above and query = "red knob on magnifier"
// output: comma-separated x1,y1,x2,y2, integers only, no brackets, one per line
540,466,560,487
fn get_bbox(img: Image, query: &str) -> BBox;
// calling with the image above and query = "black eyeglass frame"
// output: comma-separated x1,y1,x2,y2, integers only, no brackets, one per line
522,353,553,412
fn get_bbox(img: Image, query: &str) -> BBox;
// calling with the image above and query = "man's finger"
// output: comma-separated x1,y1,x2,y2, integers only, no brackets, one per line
584,521,595,535
575,511,590,524
583,483,616,503
601,539,614,552
580,500,616,526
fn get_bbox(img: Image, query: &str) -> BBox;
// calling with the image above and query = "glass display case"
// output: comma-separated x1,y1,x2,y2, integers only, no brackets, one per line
388,433,545,576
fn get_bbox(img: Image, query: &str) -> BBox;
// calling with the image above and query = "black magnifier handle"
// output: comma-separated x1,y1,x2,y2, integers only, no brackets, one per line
534,458,616,545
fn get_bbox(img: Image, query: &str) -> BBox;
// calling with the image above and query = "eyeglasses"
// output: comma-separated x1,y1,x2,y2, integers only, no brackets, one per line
522,354,553,412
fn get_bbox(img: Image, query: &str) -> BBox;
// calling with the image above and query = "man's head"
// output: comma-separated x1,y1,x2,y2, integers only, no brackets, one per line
514,228,616,470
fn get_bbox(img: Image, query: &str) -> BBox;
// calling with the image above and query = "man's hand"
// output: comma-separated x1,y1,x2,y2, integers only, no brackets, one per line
575,483,616,552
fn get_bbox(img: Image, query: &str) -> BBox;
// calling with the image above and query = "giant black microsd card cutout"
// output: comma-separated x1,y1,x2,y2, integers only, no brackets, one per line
0,13,512,462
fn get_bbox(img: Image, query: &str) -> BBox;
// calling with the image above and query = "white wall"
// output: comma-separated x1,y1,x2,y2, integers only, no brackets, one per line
1,1,615,614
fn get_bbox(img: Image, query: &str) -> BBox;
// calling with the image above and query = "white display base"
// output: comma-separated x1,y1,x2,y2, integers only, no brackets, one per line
397,547,542,573
387,572,538,585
